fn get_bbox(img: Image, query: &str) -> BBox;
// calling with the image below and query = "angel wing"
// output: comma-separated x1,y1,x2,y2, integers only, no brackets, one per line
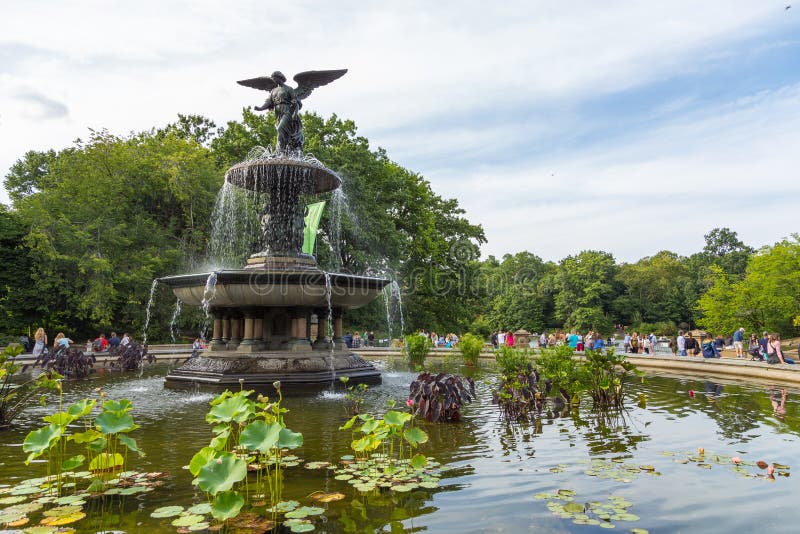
237,76,278,91
293,69,347,100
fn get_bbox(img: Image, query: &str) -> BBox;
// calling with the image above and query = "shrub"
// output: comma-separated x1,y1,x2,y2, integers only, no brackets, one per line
536,344,585,403
408,372,475,422
404,334,432,366
458,333,484,366
495,345,531,377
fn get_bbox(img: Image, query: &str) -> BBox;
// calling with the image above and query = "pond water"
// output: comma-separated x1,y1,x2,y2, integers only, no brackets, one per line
1,362,799,533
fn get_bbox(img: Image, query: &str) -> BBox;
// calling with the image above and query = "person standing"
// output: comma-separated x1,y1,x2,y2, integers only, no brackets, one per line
623,332,631,353
32,328,48,360
120,333,131,347
498,330,506,347
539,331,547,349
506,330,515,348
368,331,375,347
733,328,745,358
677,331,687,356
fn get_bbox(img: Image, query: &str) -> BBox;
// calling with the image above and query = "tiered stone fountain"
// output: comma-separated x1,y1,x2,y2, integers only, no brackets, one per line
161,69,388,391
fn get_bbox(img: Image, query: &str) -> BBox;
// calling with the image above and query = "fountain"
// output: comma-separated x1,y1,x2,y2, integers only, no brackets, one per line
161,69,388,391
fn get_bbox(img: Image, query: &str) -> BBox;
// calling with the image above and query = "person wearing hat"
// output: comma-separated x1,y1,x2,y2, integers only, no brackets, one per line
733,327,746,358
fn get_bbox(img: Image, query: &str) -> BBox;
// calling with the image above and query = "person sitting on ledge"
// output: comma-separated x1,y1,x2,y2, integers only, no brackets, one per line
702,340,721,358
766,334,794,364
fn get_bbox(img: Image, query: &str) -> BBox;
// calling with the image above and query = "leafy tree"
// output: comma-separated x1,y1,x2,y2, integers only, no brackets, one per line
698,236,800,336
553,250,617,332
701,227,754,278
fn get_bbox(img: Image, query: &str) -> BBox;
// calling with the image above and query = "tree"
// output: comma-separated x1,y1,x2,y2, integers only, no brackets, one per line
553,250,618,332
701,227,753,278
697,236,800,336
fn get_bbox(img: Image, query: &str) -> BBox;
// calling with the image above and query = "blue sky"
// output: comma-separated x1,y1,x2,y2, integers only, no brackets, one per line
1,1,798,262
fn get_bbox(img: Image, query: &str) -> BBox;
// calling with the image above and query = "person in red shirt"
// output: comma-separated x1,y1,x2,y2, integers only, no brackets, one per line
93,334,109,352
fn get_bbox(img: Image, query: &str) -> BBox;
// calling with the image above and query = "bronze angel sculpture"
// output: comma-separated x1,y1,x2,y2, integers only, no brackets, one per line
237,69,347,154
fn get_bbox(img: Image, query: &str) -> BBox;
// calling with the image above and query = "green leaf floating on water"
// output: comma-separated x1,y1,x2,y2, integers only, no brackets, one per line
172,513,207,527
240,420,282,453
284,506,324,519
151,505,184,518
197,452,247,495
564,502,585,513
267,500,300,513
187,502,213,515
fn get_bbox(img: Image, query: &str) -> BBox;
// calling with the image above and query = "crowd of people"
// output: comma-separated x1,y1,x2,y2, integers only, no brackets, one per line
343,330,376,349
19,328,135,359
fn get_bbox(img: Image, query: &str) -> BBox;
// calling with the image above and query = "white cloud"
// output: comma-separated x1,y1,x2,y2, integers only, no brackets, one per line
1,0,798,262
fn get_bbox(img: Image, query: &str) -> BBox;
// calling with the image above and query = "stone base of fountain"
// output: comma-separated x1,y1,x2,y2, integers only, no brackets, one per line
164,350,381,392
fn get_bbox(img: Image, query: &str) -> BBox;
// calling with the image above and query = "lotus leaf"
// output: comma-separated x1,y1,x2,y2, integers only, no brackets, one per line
410,453,427,469
188,522,210,531
289,522,315,533
187,503,212,515
89,453,124,472
150,505,185,518
60,456,85,471
95,412,137,435
277,428,304,450
240,420,282,453
44,505,83,517
391,485,412,492
631,529,649,534
66,399,95,418
267,500,299,513
11,487,42,496
403,427,428,447
0,495,27,504
189,447,218,476
22,424,63,463
40,511,85,525
383,410,412,427
118,435,143,455
6,516,30,527
102,399,133,414
285,506,324,519
70,430,102,445
42,412,75,427
197,452,247,495
0,511,26,524
305,462,330,470
206,395,253,425
172,513,207,527
564,502,584,513
598,522,615,528
211,490,244,521
420,481,439,489
773,463,789,469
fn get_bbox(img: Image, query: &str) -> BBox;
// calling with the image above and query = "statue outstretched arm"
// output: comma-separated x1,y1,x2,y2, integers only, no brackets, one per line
254,99,274,112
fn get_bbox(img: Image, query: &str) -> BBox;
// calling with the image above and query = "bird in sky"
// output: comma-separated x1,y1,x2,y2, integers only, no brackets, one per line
786,5,792,10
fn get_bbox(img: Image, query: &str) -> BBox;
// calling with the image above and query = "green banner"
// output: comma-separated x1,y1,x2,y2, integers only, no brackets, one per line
302,201,326,255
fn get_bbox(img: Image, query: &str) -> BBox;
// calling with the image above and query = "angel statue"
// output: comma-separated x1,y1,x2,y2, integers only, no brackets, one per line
237,69,347,154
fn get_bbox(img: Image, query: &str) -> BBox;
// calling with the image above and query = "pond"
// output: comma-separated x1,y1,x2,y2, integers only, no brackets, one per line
1,362,799,533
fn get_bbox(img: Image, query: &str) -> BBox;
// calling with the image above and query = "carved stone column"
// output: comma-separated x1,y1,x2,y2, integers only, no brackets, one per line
210,311,225,351
288,307,312,352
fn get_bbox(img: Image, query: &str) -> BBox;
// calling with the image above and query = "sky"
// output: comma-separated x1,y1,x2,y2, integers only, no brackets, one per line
1,0,799,262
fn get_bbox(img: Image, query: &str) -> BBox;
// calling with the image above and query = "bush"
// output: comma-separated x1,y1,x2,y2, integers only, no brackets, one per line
404,334,432,366
536,344,584,403
458,333,484,366
495,346,531,377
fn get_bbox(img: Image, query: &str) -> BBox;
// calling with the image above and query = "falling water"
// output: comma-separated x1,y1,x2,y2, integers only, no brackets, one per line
382,284,394,339
392,280,405,335
169,298,182,343
329,188,346,270
142,279,159,345
324,271,335,382
200,272,218,340
207,182,262,267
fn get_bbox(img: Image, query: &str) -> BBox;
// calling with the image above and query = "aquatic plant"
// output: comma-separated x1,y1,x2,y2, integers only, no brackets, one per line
494,345,533,377
340,376,369,415
581,349,644,408
408,372,475,422
1,344,61,429
535,344,584,403
403,334,432,367
337,400,439,493
188,382,304,525
22,390,144,495
109,342,154,371
35,346,96,379
457,333,484,366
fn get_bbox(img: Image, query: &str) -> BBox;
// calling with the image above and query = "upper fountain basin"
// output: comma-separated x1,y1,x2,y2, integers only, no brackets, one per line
160,270,390,310
225,157,342,194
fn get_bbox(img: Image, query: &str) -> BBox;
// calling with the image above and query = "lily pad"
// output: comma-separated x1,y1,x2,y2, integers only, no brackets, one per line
40,511,86,525
267,500,299,513
563,502,585,513
150,505,185,518
311,492,345,503
187,503,212,515
43,506,83,518
188,522,210,531
172,514,206,527
0,496,28,505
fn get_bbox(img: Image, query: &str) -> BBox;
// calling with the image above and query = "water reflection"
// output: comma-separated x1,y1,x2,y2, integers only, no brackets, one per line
1,365,800,533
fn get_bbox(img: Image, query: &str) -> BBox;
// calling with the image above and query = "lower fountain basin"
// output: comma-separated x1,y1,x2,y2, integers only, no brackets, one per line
160,269,389,309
